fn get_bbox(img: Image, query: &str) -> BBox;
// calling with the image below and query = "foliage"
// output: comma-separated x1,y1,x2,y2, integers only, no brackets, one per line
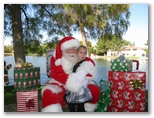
61,4,130,56
4,4,131,61
24,38,59,55
4,37,133,56
4,45,13,53
4,86,42,105
145,48,148,56
4,4,72,63
4,86,16,105
79,40,96,56
62,4,130,39
95,34,133,56
4,4,71,43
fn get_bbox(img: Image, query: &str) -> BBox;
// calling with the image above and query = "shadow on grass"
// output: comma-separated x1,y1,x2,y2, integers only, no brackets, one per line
4,86,42,105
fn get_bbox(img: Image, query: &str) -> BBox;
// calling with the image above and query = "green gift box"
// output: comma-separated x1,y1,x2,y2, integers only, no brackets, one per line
96,80,111,112
14,67,40,91
110,55,132,72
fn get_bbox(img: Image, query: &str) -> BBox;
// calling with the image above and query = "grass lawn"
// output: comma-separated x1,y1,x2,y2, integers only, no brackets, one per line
4,86,42,105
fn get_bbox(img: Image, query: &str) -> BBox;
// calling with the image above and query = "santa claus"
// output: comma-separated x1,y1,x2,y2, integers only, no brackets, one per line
41,36,100,112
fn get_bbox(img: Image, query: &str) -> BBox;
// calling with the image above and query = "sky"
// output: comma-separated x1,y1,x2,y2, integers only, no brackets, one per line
123,4,148,47
73,4,148,47
4,4,148,48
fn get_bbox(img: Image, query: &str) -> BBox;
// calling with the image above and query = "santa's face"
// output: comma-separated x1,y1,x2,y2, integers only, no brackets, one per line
65,46,77,55
60,47,78,74
63,47,78,63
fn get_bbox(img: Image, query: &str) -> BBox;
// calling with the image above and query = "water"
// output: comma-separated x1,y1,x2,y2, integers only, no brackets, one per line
4,56,148,90
4,56,50,86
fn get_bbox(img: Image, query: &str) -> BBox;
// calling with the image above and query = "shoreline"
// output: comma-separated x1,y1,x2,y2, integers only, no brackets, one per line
5,53,148,60
91,55,148,60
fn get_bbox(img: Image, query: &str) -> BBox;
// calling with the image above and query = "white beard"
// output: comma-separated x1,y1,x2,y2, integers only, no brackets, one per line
61,52,77,74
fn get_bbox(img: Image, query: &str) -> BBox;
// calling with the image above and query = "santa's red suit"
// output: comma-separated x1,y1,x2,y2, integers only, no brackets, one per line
41,37,100,112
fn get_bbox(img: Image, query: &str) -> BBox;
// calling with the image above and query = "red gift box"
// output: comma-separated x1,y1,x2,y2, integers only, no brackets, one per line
108,71,146,112
16,90,38,112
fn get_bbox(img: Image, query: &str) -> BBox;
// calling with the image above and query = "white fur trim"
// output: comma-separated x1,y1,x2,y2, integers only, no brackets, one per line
77,61,97,80
60,56,75,74
48,78,64,86
61,39,79,51
41,103,63,112
55,58,62,66
84,103,97,112
65,73,83,93
88,80,96,85
41,84,62,96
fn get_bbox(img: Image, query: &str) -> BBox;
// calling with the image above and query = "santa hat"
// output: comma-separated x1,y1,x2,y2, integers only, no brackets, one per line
54,36,79,66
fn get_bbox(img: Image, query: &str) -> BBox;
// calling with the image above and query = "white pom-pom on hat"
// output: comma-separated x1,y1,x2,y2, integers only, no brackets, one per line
55,58,62,66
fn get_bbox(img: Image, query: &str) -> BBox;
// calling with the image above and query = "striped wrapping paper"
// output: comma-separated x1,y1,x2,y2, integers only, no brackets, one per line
16,90,38,112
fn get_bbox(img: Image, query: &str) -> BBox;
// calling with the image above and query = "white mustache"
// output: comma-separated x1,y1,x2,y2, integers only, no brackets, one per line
69,54,76,57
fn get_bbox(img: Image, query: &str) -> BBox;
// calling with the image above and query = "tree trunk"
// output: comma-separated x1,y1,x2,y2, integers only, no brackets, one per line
10,4,26,66
80,27,90,57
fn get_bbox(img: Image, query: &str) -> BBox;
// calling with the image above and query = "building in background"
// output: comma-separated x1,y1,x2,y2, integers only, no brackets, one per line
107,46,146,57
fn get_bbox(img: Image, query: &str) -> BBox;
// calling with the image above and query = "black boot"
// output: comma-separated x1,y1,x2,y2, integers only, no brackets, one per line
77,103,86,112
68,103,76,112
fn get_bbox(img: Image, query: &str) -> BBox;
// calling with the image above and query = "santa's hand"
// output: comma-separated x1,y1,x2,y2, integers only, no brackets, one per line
65,70,87,93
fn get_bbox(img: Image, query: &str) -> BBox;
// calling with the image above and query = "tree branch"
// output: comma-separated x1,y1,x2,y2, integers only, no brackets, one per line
20,6,30,29
38,4,53,17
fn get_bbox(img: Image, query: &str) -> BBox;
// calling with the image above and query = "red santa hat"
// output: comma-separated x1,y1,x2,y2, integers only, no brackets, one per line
54,36,79,66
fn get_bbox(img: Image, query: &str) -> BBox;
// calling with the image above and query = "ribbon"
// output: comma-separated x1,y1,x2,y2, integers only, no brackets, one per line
129,79,144,89
118,54,126,61
20,62,33,67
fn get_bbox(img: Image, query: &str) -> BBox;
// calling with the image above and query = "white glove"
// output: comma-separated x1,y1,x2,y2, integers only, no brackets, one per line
74,70,88,85
65,70,88,93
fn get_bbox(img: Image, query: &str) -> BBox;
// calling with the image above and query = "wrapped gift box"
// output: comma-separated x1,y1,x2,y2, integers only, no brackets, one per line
16,90,38,112
14,67,40,91
108,71,146,112
96,80,111,112
110,58,132,72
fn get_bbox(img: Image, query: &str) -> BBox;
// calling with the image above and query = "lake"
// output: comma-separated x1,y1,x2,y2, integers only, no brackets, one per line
4,56,148,90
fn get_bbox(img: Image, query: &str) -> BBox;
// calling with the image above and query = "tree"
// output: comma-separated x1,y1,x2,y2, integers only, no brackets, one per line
61,4,130,57
10,4,26,66
41,38,59,54
4,4,71,65
4,4,130,63
95,34,133,56
95,38,109,55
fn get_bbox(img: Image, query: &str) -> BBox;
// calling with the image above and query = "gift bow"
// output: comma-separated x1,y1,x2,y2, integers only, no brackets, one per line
20,62,33,67
129,79,144,89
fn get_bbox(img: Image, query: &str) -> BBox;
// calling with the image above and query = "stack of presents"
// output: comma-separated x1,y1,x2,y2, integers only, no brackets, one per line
12,55,146,112
96,55,146,112
14,62,40,112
